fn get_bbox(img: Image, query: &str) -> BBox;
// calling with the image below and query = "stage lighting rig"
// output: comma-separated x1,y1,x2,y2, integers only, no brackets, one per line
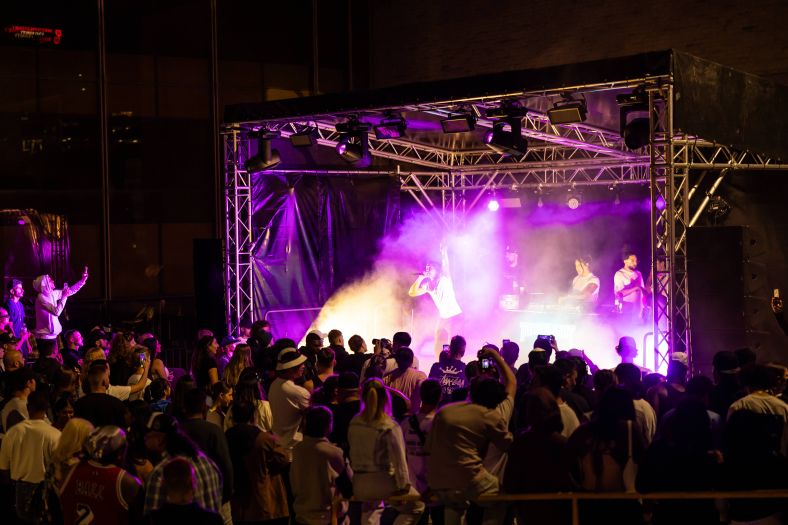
373,114,407,140
547,95,587,125
441,113,476,133
335,118,371,166
616,90,650,150
244,129,280,173
566,187,582,209
290,127,317,147
483,117,527,156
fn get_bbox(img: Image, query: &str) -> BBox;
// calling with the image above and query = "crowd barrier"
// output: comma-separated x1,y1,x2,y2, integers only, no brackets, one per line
376,489,788,525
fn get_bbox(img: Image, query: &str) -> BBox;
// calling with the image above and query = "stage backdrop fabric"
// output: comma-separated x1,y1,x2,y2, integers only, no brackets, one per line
251,174,400,340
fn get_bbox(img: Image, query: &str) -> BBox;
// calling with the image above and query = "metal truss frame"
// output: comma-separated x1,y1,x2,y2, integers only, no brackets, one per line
223,81,788,367
223,128,255,336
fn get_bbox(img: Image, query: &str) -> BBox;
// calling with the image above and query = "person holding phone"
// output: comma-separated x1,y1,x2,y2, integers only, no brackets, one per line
32,266,89,348
408,242,462,360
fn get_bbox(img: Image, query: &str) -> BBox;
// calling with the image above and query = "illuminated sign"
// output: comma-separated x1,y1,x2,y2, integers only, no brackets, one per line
4,25,62,45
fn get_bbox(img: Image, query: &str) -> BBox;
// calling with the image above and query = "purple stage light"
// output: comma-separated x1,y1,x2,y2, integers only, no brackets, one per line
483,130,494,144
17,218,25,225
656,196,666,211
336,142,347,155
487,198,500,212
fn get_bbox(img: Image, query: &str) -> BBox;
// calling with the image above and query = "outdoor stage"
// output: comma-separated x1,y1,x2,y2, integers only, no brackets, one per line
222,50,788,376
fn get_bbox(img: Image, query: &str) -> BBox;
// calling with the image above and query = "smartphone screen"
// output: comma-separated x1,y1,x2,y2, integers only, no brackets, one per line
442,344,450,353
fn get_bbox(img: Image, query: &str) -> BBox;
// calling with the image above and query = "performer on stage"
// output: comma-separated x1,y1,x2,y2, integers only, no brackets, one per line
33,266,89,347
614,250,646,323
561,256,600,307
408,242,462,359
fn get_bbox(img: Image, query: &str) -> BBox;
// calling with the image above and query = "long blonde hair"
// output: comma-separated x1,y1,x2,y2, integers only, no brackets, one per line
52,417,94,464
222,344,253,387
360,378,391,424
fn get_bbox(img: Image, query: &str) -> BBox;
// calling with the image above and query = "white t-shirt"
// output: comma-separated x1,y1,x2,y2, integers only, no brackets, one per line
428,276,462,319
559,402,580,438
1,397,29,433
268,377,311,459
614,268,645,304
107,384,133,401
572,273,601,303
0,418,61,482
633,398,657,445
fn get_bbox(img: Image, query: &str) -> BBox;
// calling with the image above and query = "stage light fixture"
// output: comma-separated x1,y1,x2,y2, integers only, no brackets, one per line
537,196,544,208
336,132,371,166
547,100,587,125
566,188,582,209
616,90,650,150
244,131,280,173
483,118,527,156
487,198,500,212
374,116,407,140
623,118,650,150
609,184,621,205
290,128,317,147
441,113,476,133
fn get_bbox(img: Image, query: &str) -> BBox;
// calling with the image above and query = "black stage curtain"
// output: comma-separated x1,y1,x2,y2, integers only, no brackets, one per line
251,174,399,340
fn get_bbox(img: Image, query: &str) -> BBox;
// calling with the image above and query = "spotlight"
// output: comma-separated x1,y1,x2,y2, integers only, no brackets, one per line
609,184,621,205
537,196,544,208
547,99,587,125
616,90,650,150
290,128,316,147
706,195,731,222
656,195,666,211
487,196,500,212
373,116,407,140
244,131,280,173
441,113,476,133
566,189,582,209
483,118,527,156
336,132,371,166
623,118,650,150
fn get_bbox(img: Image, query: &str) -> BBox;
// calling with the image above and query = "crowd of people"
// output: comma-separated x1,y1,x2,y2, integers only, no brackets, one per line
1,311,788,525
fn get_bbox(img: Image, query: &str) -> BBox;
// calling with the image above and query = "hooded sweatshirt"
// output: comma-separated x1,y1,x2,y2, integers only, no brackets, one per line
33,274,87,339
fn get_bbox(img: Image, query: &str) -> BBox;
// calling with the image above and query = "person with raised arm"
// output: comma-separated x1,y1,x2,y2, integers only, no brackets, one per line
408,242,462,359
33,266,89,347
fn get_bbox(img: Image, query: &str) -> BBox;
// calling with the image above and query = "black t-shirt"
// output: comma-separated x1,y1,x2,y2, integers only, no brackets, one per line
147,502,222,525
62,349,82,370
329,344,349,363
336,353,370,377
428,356,467,398
329,400,361,456
195,355,218,392
73,392,128,428
33,356,61,385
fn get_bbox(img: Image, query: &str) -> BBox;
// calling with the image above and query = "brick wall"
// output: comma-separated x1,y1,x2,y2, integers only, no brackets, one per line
369,0,788,87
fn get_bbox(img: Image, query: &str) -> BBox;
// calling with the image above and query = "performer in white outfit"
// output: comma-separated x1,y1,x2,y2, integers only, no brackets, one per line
408,242,462,359
562,256,600,308
33,266,89,346
614,251,646,323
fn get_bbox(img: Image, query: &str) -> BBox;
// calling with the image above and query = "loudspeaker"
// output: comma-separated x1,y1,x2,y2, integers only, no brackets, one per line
193,239,226,338
687,226,773,376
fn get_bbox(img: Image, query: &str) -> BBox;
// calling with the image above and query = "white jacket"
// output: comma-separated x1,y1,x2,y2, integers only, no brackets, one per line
348,415,410,489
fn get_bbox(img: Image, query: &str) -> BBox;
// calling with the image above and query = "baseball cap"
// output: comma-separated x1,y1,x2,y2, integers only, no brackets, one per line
85,426,127,461
220,335,241,347
276,347,307,371
147,413,178,434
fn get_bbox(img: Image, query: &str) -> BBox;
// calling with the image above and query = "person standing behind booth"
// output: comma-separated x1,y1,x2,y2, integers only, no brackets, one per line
613,251,645,323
